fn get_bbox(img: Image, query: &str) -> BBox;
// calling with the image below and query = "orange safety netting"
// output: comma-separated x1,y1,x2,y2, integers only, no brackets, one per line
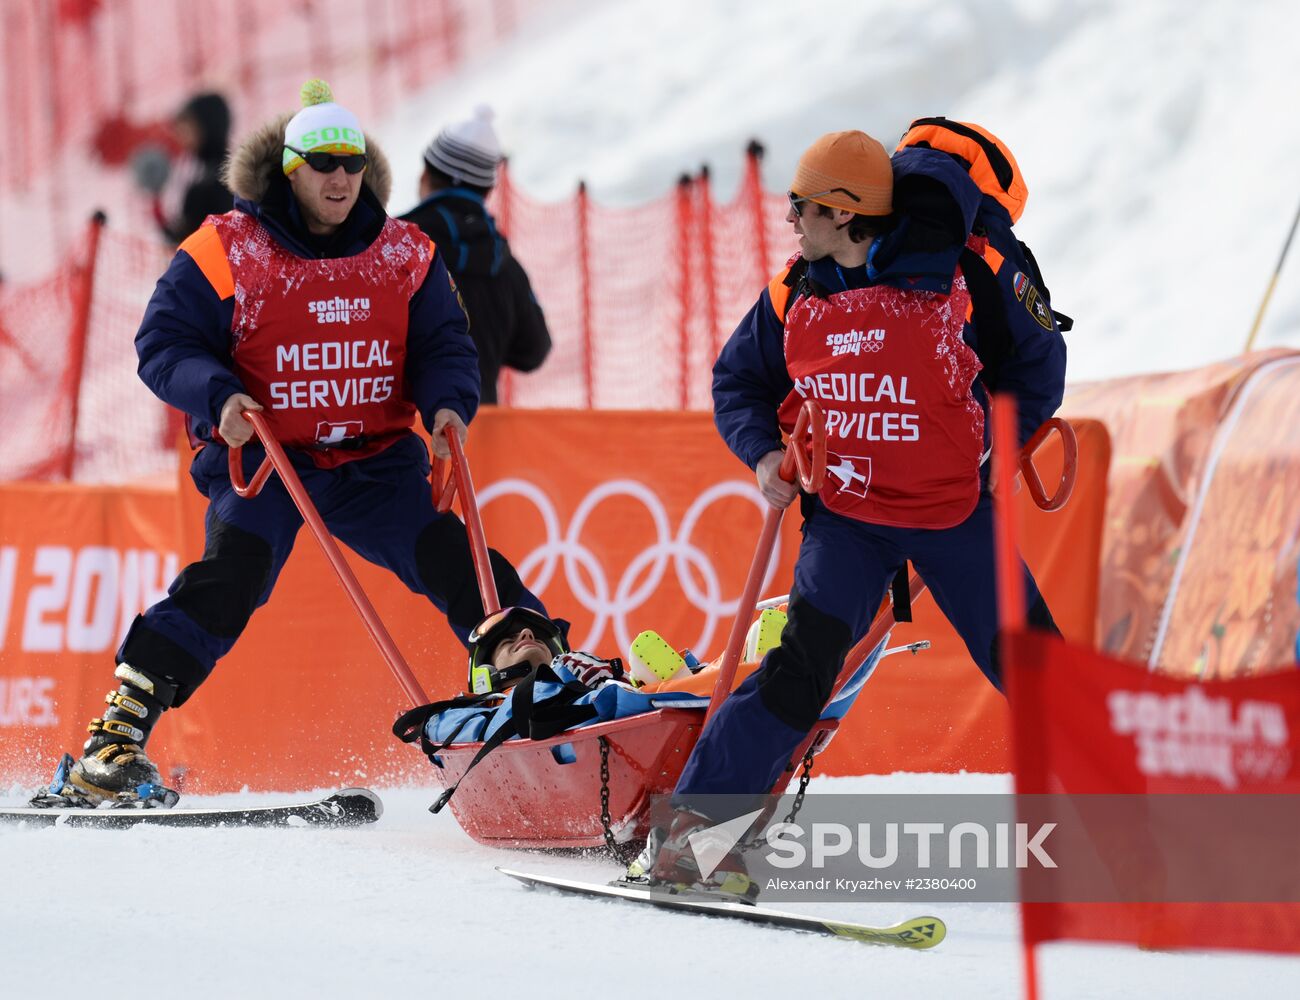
0,220,171,482
494,155,795,409
0,0,546,273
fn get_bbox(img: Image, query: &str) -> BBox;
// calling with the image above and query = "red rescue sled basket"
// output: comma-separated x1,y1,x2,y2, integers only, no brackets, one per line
426,709,842,849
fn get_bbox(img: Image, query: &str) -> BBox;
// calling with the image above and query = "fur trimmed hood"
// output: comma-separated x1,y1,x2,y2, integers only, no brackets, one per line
220,112,393,206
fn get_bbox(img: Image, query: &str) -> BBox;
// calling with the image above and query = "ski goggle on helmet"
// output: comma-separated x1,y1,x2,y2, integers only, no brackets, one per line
467,607,568,694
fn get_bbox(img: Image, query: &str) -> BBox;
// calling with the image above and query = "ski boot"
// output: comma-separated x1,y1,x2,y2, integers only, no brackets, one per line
624,808,761,904
54,663,180,808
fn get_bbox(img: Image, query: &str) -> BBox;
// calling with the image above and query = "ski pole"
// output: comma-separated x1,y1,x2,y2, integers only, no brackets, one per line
1243,196,1300,353
228,412,430,708
431,425,500,617
705,400,826,725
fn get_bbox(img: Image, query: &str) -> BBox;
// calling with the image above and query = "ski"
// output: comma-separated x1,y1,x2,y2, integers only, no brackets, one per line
498,867,946,949
0,788,382,829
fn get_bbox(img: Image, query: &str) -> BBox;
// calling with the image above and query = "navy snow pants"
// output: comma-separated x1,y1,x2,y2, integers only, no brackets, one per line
117,433,545,706
675,493,1056,798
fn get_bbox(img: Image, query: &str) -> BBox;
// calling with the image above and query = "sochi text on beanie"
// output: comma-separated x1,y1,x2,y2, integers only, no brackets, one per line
282,79,365,176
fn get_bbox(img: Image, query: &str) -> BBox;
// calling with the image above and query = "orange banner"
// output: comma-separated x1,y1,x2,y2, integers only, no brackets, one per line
0,483,179,780
1,410,1108,792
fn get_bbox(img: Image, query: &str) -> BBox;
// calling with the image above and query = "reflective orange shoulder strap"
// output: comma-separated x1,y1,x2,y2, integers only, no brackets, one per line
178,224,234,299
767,265,796,320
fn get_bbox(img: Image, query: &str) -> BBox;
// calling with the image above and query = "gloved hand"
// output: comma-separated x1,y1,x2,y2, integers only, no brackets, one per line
553,651,625,689
130,143,173,194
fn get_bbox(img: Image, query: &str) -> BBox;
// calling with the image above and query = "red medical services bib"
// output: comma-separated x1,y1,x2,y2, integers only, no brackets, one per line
209,212,434,468
776,275,984,529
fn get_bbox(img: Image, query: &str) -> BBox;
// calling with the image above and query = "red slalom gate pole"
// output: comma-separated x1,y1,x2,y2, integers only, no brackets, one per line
431,425,500,617
705,400,826,725
228,412,430,708
991,394,1042,1000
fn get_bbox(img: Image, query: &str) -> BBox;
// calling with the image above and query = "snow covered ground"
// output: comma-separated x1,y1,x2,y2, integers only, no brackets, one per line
3,773,1297,1000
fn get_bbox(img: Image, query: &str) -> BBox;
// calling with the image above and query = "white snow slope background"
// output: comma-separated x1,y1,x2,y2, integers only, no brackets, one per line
381,0,1300,384
5,2,1300,998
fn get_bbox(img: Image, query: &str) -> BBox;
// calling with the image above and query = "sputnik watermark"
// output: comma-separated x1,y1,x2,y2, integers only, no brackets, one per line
659,792,1300,903
763,821,1057,869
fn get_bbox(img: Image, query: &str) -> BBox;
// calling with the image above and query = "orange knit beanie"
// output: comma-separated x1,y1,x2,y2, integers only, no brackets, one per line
790,130,892,216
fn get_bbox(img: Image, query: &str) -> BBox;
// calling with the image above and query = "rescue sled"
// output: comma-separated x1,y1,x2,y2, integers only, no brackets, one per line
231,404,1074,852
422,626,896,849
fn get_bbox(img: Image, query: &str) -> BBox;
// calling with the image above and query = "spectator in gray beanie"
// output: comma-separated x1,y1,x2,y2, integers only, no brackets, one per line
401,105,551,405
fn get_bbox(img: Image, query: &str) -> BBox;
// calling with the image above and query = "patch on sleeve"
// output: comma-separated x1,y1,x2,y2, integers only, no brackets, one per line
448,272,468,321
1024,285,1055,331
1012,271,1029,301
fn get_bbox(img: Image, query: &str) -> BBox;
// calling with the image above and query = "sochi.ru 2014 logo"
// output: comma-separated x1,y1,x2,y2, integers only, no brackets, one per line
1107,687,1292,788
307,296,371,325
826,328,885,357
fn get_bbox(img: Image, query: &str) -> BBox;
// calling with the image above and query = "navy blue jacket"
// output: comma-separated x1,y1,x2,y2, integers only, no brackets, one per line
135,176,481,444
401,187,551,404
712,147,1066,470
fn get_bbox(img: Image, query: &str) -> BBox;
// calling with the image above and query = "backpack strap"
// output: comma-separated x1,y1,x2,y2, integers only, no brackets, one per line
890,564,913,623
959,245,1015,393
771,256,839,321
392,691,501,759
1018,239,1074,331
425,664,599,814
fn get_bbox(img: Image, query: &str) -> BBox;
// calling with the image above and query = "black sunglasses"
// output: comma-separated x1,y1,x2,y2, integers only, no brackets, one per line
787,187,863,217
285,144,368,175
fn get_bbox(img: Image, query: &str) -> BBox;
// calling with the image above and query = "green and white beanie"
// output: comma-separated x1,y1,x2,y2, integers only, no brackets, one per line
282,79,366,175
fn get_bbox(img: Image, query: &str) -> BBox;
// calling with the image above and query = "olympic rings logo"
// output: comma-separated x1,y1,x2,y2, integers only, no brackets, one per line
478,478,778,656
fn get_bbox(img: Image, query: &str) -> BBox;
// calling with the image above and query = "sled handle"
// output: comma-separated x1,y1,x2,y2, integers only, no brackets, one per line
228,411,430,708
1019,417,1077,513
228,436,274,499
431,425,500,617
706,401,826,725
783,399,827,492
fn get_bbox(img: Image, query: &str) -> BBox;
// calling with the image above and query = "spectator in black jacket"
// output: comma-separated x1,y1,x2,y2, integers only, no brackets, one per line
401,106,551,404
133,92,235,245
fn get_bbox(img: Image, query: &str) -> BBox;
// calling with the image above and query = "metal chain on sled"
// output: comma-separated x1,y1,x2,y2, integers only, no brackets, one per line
783,748,816,827
740,748,816,852
598,736,621,858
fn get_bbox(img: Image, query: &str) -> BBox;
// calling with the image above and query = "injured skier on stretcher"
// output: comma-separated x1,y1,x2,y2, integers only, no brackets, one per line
393,603,884,766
